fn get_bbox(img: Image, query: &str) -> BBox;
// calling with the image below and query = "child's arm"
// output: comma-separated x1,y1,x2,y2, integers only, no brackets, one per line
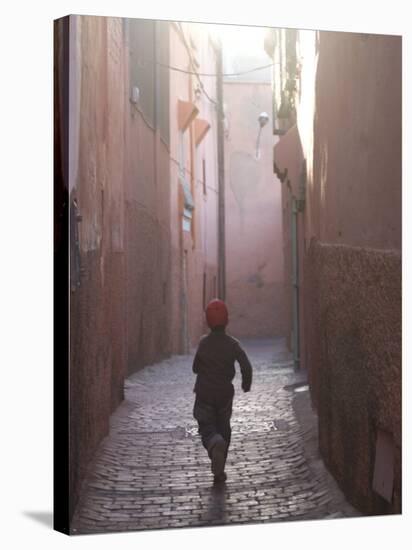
192,351,200,373
192,336,207,373
235,344,253,392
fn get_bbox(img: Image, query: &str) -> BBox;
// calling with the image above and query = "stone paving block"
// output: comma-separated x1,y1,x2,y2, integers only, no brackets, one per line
71,338,360,534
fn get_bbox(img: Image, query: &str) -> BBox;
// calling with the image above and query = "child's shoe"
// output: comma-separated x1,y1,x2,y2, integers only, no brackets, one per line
209,435,227,478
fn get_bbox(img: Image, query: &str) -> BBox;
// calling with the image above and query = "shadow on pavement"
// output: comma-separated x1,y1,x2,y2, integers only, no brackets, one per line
204,482,229,523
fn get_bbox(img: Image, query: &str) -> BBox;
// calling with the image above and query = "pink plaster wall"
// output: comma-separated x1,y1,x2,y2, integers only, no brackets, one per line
272,30,401,514
224,82,286,338
169,23,220,351
304,31,402,515
69,15,128,519
68,16,176,519
273,125,305,352
301,32,401,250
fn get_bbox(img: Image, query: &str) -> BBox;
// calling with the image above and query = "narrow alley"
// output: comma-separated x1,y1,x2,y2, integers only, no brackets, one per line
54,14,401,536
71,339,358,534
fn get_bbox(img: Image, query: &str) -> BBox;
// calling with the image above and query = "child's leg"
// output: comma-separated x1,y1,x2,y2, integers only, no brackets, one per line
194,396,229,481
193,396,218,455
216,398,233,460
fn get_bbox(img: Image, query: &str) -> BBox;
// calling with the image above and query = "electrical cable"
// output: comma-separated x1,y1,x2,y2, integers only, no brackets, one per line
157,61,275,77
176,23,218,106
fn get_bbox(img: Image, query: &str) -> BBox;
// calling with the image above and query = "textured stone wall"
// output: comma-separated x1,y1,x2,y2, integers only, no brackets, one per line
270,29,401,517
68,18,221,520
68,16,173,519
301,32,402,515
304,239,401,514
69,16,128,520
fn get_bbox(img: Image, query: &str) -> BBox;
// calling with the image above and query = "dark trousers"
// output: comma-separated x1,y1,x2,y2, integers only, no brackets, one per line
193,394,233,459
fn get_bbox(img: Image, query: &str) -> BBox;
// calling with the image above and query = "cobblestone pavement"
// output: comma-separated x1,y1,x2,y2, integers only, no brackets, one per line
71,338,360,535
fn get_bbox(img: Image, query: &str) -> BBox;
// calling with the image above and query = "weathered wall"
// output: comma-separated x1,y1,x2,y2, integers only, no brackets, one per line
69,15,128,519
190,26,220,346
124,19,173,370
271,30,402,514
68,16,175,520
169,23,220,351
273,125,305,352
224,82,286,338
304,241,401,514
305,32,402,249
300,32,402,514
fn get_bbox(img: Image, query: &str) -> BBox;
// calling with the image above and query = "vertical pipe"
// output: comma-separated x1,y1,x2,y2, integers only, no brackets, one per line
291,197,300,369
189,73,196,247
255,126,263,160
216,40,226,300
182,250,189,353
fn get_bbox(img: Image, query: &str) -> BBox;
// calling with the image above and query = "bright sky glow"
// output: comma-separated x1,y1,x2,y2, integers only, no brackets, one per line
209,24,267,55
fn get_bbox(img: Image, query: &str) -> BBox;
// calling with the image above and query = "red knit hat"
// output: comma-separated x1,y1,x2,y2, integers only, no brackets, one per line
205,299,228,328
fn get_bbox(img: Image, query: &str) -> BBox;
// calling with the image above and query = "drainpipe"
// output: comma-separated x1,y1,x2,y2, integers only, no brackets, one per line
291,196,300,369
215,40,226,301
291,159,306,370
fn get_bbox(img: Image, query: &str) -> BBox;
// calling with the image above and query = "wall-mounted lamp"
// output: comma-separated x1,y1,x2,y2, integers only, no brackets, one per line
258,112,269,128
255,111,269,160
131,86,140,104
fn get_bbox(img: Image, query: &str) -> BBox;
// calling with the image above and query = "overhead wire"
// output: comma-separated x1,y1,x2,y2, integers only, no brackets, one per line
157,61,275,78
176,23,218,106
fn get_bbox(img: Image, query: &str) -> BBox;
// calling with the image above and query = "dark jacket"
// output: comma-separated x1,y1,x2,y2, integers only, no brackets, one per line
192,330,253,404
